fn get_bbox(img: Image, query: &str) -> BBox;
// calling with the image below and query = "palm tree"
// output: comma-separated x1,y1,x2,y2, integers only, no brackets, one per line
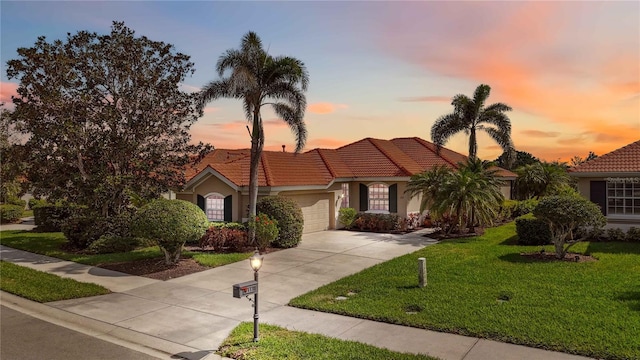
514,161,571,200
199,32,309,242
405,165,454,213
431,84,514,161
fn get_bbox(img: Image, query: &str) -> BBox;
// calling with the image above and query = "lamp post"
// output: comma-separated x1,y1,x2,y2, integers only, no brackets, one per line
249,249,263,342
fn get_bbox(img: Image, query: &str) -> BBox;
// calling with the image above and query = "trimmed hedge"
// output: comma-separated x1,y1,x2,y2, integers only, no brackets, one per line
257,196,304,248
352,213,400,232
0,204,24,223
200,227,250,252
33,203,84,232
515,216,552,245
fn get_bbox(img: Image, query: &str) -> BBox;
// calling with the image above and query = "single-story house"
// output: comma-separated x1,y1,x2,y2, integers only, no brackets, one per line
569,139,640,224
177,137,516,233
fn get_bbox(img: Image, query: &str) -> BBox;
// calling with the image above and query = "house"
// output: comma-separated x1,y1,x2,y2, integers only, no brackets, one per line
177,137,516,233
569,140,640,224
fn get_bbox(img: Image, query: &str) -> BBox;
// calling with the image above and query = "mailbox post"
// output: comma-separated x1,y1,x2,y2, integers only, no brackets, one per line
232,250,264,342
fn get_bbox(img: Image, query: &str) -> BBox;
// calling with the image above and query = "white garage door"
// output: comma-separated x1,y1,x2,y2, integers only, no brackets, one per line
285,194,330,234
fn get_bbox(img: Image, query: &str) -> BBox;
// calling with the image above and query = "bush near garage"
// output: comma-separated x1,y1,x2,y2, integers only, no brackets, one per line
257,196,304,248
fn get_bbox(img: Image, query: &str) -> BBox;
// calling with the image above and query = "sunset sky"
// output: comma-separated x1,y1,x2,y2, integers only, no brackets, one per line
1,1,638,161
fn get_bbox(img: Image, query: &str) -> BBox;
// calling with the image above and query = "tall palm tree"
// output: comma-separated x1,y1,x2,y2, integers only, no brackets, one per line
431,84,514,161
405,165,453,213
199,32,309,242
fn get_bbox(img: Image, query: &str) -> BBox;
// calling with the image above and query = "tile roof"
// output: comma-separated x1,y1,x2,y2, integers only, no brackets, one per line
569,140,640,174
185,137,517,187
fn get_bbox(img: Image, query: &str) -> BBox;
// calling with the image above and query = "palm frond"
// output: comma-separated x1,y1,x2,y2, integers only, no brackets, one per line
272,102,307,152
431,113,466,151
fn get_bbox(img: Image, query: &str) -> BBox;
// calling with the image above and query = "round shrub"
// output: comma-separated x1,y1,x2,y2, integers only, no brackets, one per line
132,199,209,265
515,216,551,245
250,212,279,250
338,207,357,229
0,204,24,223
257,196,304,248
61,213,106,249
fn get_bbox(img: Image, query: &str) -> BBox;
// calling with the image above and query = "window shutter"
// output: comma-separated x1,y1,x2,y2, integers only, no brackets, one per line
359,184,368,211
389,184,398,213
589,181,607,215
197,195,205,212
224,195,233,222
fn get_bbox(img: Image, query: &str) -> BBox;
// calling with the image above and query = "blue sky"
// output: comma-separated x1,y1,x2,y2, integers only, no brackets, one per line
1,1,638,161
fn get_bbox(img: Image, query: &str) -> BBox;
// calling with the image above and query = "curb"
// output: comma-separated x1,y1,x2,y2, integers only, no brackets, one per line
0,291,225,360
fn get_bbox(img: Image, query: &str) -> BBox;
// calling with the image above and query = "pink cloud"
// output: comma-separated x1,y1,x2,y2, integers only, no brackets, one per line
307,102,348,114
0,82,18,106
520,130,560,138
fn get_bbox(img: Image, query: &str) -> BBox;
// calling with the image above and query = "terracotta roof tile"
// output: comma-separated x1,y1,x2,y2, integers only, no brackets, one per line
570,140,640,173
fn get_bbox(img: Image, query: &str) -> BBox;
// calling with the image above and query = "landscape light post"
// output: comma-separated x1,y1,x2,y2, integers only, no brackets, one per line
249,250,263,342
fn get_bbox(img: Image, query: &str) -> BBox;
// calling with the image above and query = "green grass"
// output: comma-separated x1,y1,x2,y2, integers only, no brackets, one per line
218,322,437,360
0,261,110,302
22,209,33,218
290,223,640,360
0,230,251,268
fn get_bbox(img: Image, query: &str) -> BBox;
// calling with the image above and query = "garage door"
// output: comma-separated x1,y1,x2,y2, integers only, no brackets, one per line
285,194,330,233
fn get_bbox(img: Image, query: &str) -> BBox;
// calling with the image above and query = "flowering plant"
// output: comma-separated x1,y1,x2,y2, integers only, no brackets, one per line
250,212,279,250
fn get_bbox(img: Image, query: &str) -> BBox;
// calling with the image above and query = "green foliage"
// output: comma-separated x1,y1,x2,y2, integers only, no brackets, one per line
250,212,279,250
515,216,551,245
257,196,304,248
28,198,48,209
494,149,538,170
61,213,105,249
0,261,110,302
200,31,309,237
7,21,210,217
87,235,145,254
0,204,24,223
132,199,209,265
514,162,570,200
338,207,357,229
431,84,514,160
5,197,26,207
500,199,539,220
626,227,640,242
209,221,247,231
33,203,84,232
219,322,436,360
606,228,627,242
533,195,606,258
405,165,454,213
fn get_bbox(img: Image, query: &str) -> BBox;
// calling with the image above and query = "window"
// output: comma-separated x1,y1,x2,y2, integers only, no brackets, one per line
368,183,389,212
341,183,349,208
607,179,640,216
206,193,225,221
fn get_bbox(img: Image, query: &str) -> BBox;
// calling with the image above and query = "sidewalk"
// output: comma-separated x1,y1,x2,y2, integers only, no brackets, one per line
0,222,592,360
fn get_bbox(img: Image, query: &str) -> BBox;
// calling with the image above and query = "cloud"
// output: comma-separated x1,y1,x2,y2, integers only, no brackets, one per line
179,83,201,93
520,130,560,138
203,106,219,114
307,102,348,114
0,82,18,106
398,96,450,103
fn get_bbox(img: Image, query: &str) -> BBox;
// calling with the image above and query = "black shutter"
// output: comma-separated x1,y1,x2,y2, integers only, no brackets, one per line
359,184,368,211
197,195,205,212
590,181,607,215
389,184,398,213
224,195,233,222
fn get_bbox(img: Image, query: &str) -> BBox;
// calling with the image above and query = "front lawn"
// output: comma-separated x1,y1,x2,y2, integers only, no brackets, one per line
290,222,640,360
0,261,110,302
0,230,251,268
218,322,437,360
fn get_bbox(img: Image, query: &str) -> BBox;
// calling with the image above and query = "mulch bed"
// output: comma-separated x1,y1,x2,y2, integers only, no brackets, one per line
520,251,598,263
99,257,210,281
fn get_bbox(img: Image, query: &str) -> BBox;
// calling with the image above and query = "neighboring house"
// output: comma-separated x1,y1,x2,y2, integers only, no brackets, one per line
177,137,516,233
569,140,640,224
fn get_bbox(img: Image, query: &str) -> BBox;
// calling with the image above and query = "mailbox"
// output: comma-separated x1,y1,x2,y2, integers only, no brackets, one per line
233,280,258,298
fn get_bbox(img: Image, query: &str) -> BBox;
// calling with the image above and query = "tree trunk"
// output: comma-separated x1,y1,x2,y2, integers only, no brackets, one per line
469,127,477,159
248,109,264,245
554,238,565,259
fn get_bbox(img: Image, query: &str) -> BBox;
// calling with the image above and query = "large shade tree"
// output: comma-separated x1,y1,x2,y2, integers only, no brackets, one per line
431,84,514,161
6,22,210,216
199,31,309,241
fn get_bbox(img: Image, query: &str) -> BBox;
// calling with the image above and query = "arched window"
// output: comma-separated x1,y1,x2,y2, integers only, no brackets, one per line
206,193,225,221
368,183,389,212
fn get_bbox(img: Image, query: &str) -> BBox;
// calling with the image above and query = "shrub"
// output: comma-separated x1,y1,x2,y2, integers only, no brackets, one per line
515,216,552,245
352,213,400,232
61,213,105,249
500,199,539,221
5,197,26,208
626,227,640,242
606,228,626,242
0,204,24,223
250,213,279,251
257,196,304,248
338,208,357,229
33,203,83,232
28,198,48,210
209,222,247,231
88,235,145,254
199,227,249,252
533,195,606,259
132,199,209,265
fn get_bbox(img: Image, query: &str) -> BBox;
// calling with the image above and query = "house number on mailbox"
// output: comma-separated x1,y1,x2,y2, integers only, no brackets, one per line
233,280,258,298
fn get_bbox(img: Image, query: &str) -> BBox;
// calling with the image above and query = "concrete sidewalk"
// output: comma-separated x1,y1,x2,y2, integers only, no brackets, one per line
0,223,592,360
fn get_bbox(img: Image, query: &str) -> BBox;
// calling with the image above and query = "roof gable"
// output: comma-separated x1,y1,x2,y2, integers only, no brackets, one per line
570,140,640,173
